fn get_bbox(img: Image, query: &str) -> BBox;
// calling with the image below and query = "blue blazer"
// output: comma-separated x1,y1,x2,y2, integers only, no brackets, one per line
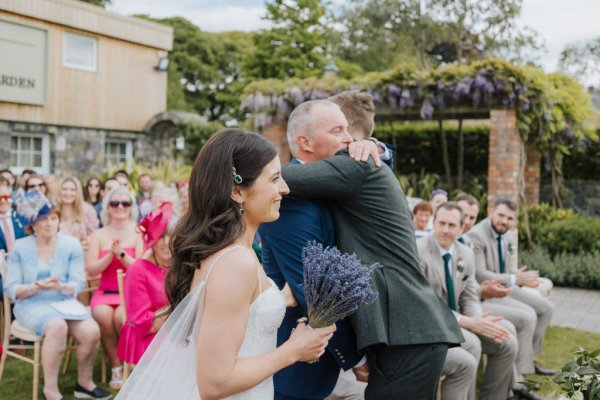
0,211,28,252
0,211,28,298
5,233,86,300
258,161,362,400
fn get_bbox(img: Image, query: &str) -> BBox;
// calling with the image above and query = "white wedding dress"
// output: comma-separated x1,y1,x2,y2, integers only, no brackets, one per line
116,246,286,399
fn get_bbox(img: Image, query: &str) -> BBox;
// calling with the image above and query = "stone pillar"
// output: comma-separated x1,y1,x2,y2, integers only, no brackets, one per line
524,138,541,205
263,123,291,164
488,110,520,213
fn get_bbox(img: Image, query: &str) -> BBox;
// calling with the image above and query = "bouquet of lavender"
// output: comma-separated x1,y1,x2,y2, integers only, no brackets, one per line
302,241,381,328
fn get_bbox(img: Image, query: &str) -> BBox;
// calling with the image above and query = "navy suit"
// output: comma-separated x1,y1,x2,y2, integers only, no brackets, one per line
0,211,28,297
259,161,362,400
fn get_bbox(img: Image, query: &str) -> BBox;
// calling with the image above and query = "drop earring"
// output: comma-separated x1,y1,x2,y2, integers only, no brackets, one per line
239,201,244,215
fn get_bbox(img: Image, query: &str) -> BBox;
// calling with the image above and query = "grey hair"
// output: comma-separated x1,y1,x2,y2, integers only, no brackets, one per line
100,187,139,226
287,99,341,154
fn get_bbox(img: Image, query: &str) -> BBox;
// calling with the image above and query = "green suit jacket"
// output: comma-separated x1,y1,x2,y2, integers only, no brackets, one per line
283,151,463,351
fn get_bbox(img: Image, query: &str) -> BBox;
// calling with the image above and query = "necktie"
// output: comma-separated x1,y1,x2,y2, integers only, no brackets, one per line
1,214,14,253
497,235,505,274
457,237,465,244
443,253,456,311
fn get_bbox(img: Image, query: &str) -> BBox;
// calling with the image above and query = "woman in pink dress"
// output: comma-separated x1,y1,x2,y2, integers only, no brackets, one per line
85,187,143,389
117,202,176,364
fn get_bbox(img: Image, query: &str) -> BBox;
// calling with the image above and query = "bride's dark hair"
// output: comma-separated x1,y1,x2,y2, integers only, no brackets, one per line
166,128,277,311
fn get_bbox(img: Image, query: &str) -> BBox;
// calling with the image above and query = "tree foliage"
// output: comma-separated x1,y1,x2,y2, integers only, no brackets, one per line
560,37,600,86
137,16,254,122
334,0,542,72
245,0,329,79
77,0,110,7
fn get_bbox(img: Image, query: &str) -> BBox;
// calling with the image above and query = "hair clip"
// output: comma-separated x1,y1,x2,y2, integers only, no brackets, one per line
232,167,243,184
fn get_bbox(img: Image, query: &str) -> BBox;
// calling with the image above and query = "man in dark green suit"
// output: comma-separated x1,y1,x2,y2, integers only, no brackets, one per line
282,99,463,399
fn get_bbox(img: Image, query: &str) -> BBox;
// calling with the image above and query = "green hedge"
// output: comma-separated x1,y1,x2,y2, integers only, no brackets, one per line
519,246,600,290
373,123,489,176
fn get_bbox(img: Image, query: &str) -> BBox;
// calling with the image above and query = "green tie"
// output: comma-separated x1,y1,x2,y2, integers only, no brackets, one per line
497,235,505,274
457,237,465,244
443,253,456,311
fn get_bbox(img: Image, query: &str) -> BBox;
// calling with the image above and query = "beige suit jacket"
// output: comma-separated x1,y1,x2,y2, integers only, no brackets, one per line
465,218,518,286
417,235,483,318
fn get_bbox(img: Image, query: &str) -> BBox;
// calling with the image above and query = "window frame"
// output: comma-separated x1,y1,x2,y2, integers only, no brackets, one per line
63,32,97,72
9,133,50,175
104,139,132,170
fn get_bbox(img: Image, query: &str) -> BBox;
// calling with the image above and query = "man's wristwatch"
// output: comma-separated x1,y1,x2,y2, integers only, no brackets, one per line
119,252,126,259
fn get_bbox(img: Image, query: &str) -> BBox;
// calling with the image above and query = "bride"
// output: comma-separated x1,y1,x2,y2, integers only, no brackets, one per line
116,129,335,399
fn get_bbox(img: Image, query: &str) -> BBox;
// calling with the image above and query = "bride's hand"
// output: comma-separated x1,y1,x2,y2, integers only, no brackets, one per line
281,283,298,307
286,320,336,362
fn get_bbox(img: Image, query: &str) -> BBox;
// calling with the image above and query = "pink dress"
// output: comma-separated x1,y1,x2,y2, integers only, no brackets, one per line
117,259,168,364
89,247,136,309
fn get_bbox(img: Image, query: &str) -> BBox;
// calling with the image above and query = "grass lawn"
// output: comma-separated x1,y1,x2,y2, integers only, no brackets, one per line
1,326,599,399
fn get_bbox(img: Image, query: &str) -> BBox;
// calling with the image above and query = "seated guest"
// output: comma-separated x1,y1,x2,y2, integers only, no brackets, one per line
95,178,120,225
24,175,47,195
84,177,103,209
466,197,555,395
86,187,143,389
0,176,28,298
56,177,99,251
418,202,517,400
427,188,448,230
412,200,433,238
117,202,175,364
5,191,111,400
137,174,153,219
43,174,58,203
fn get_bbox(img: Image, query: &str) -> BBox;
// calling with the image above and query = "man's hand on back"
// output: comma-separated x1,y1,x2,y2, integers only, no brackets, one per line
348,140,382,168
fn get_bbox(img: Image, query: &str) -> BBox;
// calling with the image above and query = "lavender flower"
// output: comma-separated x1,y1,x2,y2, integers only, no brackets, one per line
302,241,381,328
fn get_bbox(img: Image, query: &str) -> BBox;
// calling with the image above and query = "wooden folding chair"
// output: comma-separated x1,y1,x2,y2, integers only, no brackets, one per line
0,250,44,400
117,268,132,381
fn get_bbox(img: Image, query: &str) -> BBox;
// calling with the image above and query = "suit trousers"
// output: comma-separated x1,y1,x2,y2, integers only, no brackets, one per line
479,320,518,400
483,297,536,374
441,329,480,400
364,343,448,400
511,286,554,356
326,369,367,400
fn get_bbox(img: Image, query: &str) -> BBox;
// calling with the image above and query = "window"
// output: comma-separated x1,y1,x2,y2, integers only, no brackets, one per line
64,33,97,71
105,140,132,169
10,133,50,174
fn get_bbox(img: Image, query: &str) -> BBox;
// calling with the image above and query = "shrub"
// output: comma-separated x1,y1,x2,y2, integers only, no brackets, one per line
553,348,600,400
537,215,600,256
519,246,600,290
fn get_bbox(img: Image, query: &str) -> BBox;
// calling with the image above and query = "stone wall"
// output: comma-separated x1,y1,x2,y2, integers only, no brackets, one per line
0,120,163,178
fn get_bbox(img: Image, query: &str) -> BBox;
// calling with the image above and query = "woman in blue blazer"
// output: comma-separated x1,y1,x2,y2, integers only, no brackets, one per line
5,191,110,400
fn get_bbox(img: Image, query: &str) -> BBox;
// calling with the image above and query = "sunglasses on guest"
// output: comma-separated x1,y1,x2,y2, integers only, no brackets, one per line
109,200,132,208
27,182,45,190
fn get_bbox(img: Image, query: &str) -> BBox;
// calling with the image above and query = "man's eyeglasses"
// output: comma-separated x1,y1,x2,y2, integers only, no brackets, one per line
0,194,12,202
109,200,132,208
27,182,45,190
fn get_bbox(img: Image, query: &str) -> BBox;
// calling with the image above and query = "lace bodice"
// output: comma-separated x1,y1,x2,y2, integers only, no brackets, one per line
225,280,285,399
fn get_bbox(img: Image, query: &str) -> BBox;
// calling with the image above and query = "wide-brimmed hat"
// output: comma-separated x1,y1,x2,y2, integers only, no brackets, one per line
16,190,54,225
137,202,173,252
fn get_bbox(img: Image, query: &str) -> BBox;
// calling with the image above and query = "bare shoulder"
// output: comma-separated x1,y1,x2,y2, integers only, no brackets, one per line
203,246,259,299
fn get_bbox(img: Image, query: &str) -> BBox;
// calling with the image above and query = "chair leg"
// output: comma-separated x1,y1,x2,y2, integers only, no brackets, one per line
0,338,7,381
100,349,107,384
62,336,74,374
33,341,41,400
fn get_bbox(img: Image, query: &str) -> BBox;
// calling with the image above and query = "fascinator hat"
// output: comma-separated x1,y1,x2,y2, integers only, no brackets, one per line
16,190,54,225
137,202,173,252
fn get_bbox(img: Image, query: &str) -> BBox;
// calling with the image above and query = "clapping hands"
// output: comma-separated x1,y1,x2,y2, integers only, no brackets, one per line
516,266,540,288
35,276,62,291
462,311,511,344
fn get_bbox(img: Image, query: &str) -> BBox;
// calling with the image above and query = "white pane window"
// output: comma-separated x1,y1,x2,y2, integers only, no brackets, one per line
64,33,97,71
105,140,132,169
10,133,50,174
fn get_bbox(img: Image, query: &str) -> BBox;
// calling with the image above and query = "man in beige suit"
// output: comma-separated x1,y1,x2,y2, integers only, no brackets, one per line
466,197,555,380
418,202,518,400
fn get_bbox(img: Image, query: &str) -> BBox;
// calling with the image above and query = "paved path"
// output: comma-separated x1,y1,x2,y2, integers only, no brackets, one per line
550,287,600,334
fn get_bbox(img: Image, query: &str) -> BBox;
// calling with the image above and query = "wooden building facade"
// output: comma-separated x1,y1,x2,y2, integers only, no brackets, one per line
0,0,174,176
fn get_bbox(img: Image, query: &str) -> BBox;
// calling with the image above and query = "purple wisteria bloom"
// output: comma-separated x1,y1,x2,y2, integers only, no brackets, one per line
302,241,381,328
